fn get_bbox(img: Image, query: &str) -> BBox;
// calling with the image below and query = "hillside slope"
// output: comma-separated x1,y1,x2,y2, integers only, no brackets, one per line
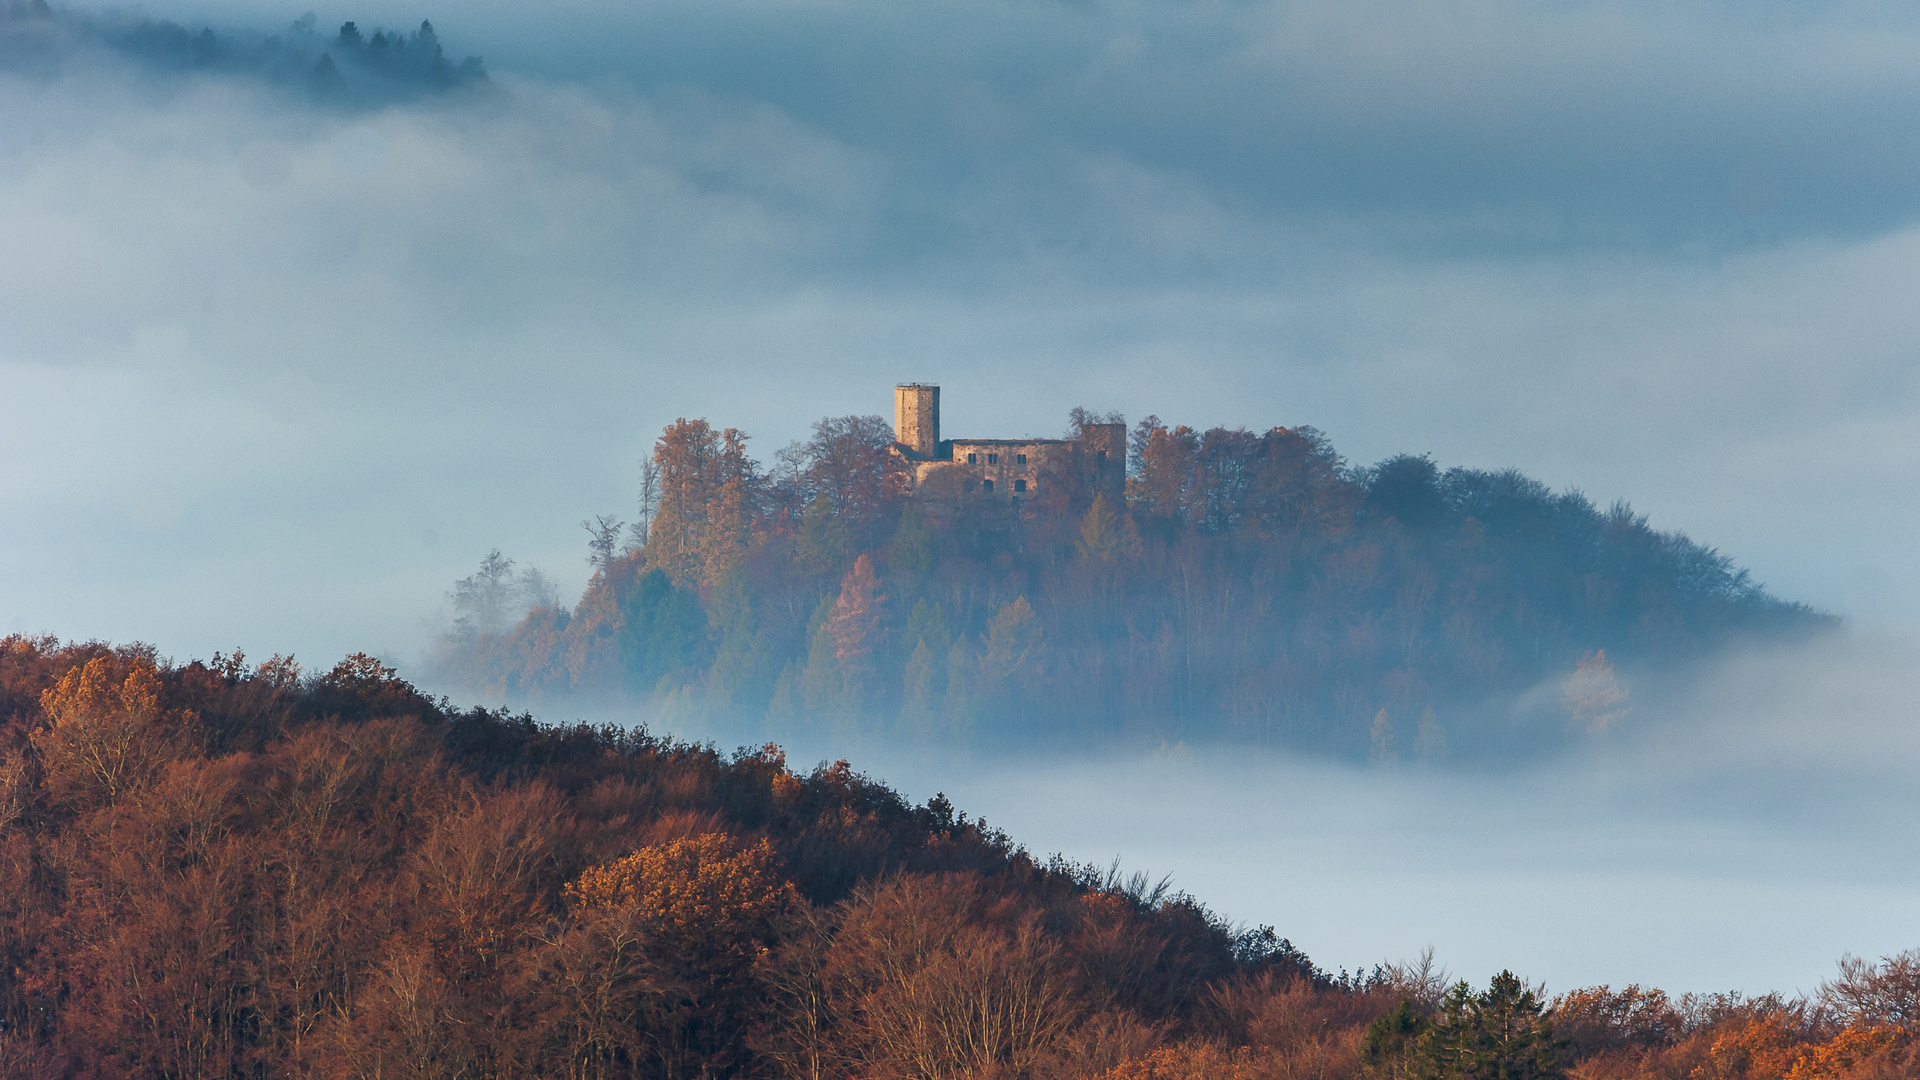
2,637,1912,1079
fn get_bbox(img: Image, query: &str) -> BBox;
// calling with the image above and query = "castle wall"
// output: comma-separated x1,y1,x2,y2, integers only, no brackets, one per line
891,384,1125,504
946,439,1073,498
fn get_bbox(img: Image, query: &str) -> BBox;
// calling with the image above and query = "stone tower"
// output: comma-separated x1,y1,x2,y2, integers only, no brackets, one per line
895,383,940,457
1078,421,1128,500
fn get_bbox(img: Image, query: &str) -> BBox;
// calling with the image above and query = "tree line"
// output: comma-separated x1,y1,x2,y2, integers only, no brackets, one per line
0,635,1910,1078
433,411,1825,762
0,3,487,102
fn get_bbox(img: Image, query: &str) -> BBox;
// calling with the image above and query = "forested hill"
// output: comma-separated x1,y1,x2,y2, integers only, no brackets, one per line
434,412,1826,762
0,3,486,103
0,638,1311,1074
1,639,1911,1078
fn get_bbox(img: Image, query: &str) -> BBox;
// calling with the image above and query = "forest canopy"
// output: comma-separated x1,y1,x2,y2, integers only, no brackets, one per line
0,3,486,103
432,411,1825,763
0,636,1908,1079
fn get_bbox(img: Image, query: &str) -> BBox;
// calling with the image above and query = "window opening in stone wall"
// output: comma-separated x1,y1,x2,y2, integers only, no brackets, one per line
966,452,977,464
987,453,998,464
983,478,994,492
1014,479,1027,493
1016,453,1027,464
1097,450,1107,461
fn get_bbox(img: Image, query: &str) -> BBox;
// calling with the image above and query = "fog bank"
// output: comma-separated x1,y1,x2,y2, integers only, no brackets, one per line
810,628,1920,995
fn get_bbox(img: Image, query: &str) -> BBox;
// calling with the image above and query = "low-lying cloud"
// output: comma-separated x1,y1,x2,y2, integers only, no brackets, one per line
840,626,1920,997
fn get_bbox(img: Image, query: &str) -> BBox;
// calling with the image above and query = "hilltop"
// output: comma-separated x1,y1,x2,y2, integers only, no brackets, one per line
433,409,1825,763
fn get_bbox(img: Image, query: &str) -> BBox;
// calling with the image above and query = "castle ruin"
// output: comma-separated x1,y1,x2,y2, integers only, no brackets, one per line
891,384,1125,504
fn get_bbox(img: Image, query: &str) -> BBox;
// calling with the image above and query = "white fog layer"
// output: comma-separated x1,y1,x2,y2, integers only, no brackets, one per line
847,629,1920,994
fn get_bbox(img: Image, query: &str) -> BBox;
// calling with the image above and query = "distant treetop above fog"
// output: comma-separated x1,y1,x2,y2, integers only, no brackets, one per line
431,400,1829,764
0,1,486,104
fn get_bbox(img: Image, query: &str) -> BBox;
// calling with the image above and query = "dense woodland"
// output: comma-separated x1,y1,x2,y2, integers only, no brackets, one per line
0,3,486,101
433,412,1823,761
0,636,1911,1078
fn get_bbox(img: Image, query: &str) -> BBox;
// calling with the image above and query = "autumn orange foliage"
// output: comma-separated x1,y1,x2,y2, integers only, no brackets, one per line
33,653,168,803
1098,1042,1260,1080
0,635,1912,1080
570,833,799,962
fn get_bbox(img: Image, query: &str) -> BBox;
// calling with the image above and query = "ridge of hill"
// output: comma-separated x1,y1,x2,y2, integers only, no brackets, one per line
433,412,1827,762
1,637,1911,1079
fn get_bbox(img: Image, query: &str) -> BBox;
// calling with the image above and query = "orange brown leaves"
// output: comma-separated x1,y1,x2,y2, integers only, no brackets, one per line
1785,1027,1905,1080
409,782,570,976
33,654,167,805
645,418,758,590
1210,971,1378,1069
1100,1043,1261,1080
1129,420,1200,524
1692,1016,1807,1080
826,873,1078,1079
828,554,888,672
557,832,800,1078
568,832,798,972
1681,1017,1914,1080
1077,493,1143,563
772,770,805,805
1552,984,1683,1055
1067,890,1176,1015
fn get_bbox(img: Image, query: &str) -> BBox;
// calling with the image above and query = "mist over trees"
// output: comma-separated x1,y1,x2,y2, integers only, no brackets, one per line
432,411,1824,763
0,2,486,103
0,636,1910,1078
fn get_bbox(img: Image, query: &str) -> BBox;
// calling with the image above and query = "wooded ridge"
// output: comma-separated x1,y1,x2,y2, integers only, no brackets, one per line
433,412,1825,762
0,637,1909,1078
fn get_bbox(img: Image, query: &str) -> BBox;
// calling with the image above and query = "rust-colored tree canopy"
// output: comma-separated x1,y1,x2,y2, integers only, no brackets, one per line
0,635,1911,1079
569,833,798,966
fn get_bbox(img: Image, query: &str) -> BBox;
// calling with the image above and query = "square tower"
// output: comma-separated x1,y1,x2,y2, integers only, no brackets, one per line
895,383,940,457
1079,422,1127,500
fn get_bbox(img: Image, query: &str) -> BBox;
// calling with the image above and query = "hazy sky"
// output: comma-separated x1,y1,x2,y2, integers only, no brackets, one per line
6,0,1920,662
4,0,1919,993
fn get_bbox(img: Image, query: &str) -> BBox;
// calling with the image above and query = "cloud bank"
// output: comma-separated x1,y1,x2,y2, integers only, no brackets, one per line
854,627,1920,996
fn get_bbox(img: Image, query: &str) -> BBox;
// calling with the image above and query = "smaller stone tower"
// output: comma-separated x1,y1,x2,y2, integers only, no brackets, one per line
895,383,941,458
1079,422,1128,500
